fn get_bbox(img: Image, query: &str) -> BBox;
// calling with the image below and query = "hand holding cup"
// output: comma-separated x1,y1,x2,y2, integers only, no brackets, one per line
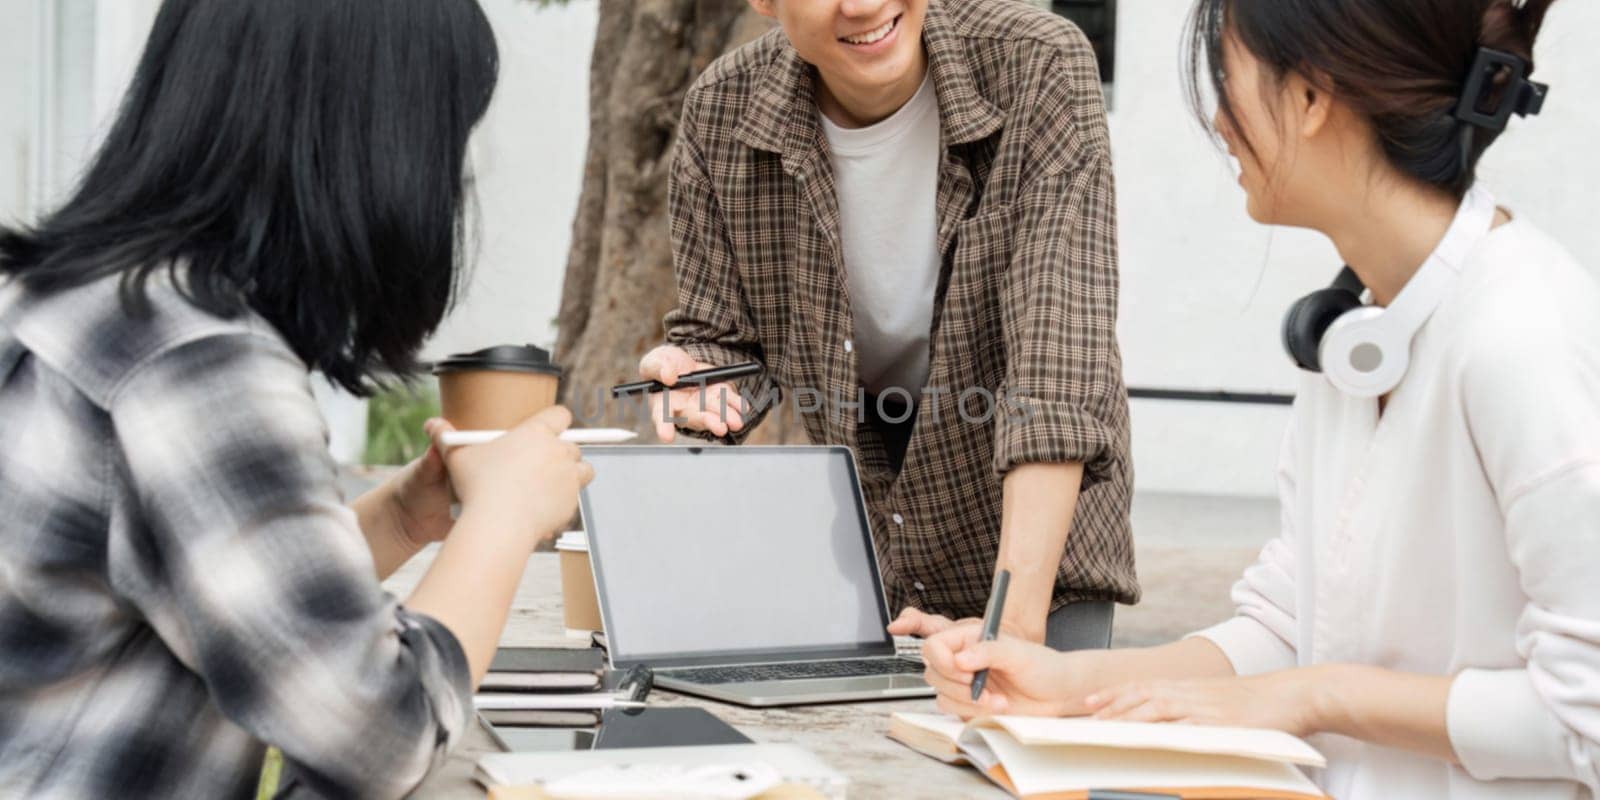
426,407,594,547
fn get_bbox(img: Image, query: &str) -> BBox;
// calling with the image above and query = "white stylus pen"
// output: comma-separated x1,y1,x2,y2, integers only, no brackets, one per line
439,428,638,448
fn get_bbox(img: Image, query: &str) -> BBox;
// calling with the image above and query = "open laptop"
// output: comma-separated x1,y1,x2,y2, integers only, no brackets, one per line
577,446,932,707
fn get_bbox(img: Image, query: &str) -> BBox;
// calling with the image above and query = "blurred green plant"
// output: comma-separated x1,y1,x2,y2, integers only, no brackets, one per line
364,384,440,466
254,747,282,800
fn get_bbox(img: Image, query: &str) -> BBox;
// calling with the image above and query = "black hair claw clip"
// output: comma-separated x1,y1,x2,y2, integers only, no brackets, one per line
1454,47,1551,133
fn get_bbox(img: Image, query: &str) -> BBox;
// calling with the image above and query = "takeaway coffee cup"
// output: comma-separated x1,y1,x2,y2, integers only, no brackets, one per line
432,344,563,431
556,531,603,637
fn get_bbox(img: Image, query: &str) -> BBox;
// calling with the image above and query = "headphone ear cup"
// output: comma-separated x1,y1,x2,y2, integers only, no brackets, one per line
1281,288,1363,372
1320,305,1409,398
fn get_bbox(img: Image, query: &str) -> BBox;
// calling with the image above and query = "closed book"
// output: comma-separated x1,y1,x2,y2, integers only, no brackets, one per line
889,713,1329,800
480,647,605,693
474,690,628,729
480,707,603,728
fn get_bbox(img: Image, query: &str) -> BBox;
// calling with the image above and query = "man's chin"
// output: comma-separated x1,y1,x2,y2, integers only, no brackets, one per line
846,53,920,91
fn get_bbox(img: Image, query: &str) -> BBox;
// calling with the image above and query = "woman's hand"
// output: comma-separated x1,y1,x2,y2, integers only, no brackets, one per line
1086,669,1323,737
921,621,1093,720
352,432,460,578
407,405,595,687
427,405,595,546
385,426,457,547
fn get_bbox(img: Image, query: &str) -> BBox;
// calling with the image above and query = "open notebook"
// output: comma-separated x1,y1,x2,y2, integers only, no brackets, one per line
889,713,1329,800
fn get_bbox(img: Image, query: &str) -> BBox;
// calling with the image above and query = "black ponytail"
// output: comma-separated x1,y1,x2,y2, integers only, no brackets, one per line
1481,0,1557,70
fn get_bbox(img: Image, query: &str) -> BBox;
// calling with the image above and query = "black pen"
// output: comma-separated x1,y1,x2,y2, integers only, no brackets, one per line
970,569,1011,702
610,362,763,399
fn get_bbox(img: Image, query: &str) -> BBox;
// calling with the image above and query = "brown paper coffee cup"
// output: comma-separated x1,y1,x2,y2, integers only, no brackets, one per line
432,345,563,430
556,532,603,635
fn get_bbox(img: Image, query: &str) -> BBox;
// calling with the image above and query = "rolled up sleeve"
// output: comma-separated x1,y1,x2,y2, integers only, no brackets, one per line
108,332,471,798
662,110,778,444
1449,665,1597,788
993,155,1124,486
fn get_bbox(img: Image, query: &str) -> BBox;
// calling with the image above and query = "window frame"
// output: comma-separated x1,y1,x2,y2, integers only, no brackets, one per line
1047,0,1117,106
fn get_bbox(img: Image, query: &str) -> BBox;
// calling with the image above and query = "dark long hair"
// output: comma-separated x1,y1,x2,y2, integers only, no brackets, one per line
0,0,499,395
1185,0,1558,198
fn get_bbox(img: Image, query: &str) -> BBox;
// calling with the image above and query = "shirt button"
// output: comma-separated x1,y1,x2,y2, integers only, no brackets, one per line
913,581,926,591
843,339,854,353
892,513,904,526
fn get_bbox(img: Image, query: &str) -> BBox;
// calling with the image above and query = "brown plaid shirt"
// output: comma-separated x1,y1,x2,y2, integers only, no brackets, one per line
663,0,1136,619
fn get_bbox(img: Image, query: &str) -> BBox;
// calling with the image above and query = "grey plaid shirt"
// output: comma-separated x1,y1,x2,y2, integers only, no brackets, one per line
0,274,470,799
664,0,1137,619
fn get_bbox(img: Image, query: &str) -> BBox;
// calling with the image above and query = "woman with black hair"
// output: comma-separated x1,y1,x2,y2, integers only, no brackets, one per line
920,0,1600,797
0,1,591,797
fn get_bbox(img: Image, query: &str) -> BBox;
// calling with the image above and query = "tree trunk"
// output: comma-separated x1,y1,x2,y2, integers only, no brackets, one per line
554,1,804,444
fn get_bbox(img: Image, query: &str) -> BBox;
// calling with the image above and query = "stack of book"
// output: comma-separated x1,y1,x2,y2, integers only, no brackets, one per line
475,647,610,728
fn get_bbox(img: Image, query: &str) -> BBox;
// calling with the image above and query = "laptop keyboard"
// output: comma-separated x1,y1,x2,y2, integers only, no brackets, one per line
662,658,924,685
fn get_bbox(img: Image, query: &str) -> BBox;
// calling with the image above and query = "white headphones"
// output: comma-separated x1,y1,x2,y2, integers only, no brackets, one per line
1280,186,1497,398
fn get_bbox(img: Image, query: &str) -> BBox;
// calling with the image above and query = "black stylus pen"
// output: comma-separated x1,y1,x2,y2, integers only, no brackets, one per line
970,569,1011,702
610,362,763,399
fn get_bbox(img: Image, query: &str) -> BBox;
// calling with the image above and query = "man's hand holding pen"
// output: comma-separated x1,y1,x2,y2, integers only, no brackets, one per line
635,346,753,443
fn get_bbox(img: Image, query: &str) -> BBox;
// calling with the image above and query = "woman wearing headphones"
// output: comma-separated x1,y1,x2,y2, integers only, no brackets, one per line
919,0,1600,797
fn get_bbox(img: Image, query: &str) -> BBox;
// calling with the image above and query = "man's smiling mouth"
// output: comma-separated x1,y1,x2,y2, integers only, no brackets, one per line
841,14,901,46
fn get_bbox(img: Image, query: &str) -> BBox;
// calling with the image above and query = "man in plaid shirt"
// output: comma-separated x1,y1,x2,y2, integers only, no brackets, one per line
639,0,1137,648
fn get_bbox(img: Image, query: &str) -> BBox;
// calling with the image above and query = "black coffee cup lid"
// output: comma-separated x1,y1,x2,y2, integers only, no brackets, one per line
431,344,563,377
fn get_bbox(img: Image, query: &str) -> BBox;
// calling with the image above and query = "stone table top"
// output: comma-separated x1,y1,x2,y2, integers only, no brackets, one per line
386,549,1007,799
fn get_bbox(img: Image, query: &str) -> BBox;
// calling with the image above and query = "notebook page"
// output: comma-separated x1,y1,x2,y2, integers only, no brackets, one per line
992,717,1325,767
956,726,1002,772
976,729,1323,799
896,712,965,740
891,713,1001,770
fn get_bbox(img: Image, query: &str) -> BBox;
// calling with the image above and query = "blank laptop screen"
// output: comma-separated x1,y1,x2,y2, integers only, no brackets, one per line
578,447,892,665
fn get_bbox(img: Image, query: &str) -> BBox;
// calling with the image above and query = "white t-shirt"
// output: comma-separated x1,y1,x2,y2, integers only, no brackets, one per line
820,73,941,397
1195,209,1600,799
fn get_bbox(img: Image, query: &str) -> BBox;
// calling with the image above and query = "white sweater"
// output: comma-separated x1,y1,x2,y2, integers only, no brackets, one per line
1195,215,1600,799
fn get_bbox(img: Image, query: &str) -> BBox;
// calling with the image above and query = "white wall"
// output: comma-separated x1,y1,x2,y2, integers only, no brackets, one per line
11,0,1598,493
0,0,151,227
38,0,100,210
0,0,37,226
424,0,599,361
91,0,161,122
